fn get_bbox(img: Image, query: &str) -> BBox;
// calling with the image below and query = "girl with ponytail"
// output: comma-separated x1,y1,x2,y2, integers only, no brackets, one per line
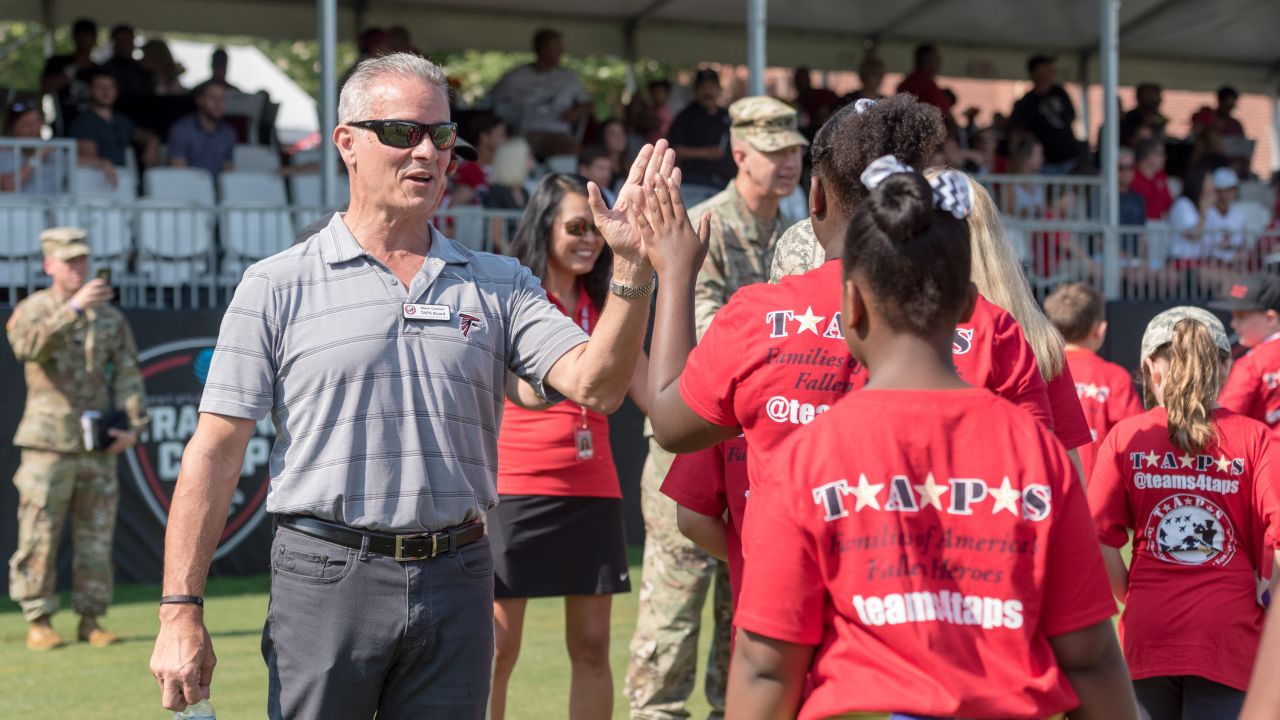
1088,306,1280,719
723,162,1134,720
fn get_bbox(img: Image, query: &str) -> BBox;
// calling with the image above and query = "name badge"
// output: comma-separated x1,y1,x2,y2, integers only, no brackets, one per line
403,303,452,321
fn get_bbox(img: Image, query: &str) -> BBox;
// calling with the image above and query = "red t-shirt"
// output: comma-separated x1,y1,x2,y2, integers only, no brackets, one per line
738,389,1116,720
1220,334,1280,441
679,260,1056,486
896,71,953,115
1130,168,1173,220
1088,407,1280,690
1046,362,1095,453
661,437,750,609
496,285,618,497
1064,347,1144,478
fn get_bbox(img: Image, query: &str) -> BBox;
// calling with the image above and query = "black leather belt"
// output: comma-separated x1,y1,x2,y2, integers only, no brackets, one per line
278,515,485,562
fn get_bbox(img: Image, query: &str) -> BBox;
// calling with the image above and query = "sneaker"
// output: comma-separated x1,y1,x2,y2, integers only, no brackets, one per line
77,616,119,647
26,618,64,651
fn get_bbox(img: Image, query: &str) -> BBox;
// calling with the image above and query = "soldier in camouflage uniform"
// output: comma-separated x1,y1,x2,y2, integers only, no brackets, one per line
627,96,806,719
6,228,148,651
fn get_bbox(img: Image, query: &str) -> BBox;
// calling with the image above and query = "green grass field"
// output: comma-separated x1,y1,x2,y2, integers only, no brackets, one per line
0,551,716,719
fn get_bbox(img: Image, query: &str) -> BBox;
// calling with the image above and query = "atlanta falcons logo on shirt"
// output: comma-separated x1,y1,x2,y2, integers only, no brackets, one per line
459,313,482,337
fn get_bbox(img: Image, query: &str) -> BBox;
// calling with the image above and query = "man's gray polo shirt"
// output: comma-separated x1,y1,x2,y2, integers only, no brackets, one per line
199,213,589,532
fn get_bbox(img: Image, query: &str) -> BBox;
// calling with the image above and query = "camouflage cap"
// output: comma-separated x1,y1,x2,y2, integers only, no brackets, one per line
1140,306,1231,360
729,96,809,153
40,227,90,261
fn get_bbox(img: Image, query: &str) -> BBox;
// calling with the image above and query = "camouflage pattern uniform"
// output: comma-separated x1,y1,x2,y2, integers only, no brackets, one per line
6,231,148,623
627,97,806,720
767,217,825,283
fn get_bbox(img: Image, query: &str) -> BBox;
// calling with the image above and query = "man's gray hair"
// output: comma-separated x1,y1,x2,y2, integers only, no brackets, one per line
338,53,449,125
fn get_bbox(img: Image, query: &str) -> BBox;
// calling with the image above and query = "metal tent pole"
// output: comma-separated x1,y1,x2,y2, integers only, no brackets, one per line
747,0,766,96
1100,0,1120,300
319,0,339,208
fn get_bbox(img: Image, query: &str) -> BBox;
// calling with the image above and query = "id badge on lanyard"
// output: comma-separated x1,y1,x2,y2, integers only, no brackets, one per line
573,296,594,461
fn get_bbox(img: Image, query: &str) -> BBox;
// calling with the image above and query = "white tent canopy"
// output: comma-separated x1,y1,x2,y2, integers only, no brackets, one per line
2,0,1277,92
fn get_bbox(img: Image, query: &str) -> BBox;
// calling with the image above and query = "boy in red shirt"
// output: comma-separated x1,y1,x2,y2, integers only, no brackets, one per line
1089,306,1280,719
725,162,1132,719
1129,138,1172,220
659,437,750,609
1044,283,1144,478
1215,274,1280,440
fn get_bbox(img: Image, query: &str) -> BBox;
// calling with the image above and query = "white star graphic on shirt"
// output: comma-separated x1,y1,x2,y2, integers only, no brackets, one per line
1179,453,1195,469
849,474,884,511
1084,384,1099,399
1215,455,1232,473
1145,451,1160,468
989,477,1021,516
794,306,825,335
914,472,948,511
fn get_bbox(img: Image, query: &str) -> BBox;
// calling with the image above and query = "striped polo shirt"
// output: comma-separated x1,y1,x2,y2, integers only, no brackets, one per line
199,213,589,532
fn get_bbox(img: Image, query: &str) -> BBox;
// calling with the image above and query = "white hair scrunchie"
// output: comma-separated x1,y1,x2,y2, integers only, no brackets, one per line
858,155,973,220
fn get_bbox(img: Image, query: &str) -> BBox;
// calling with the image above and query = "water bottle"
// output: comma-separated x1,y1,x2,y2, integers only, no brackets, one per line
173,699,216,719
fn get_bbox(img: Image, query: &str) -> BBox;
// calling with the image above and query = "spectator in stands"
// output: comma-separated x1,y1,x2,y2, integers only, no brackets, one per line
959,126,998,174
69,70,159,170
167,82,236,177
1009,55,1079,175
489,28,593,159
645,79,673,143
451,113,506,206
386,25,423,57
1117,146,1146,227
101,25,153,98
1005,133,1047,217
339,28,390,89
192,48,240,96
484,136,533,210
1119,82,1167,146
140,39,185,96
1215,85,1245,137
840,54,886,107
793,66,838,137
897,44,952,115
668,68,735,193
577,145,616,204
1170,167,1248,268
40,18,98,131
598,117,635,183
0,100,68,194
1130,137,1172,220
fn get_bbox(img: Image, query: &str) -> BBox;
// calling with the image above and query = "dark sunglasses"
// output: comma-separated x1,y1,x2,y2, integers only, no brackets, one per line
349,120,458,150
563,218,599,237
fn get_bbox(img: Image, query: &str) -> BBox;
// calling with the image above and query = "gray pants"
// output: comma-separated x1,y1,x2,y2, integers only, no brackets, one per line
261,524,495,720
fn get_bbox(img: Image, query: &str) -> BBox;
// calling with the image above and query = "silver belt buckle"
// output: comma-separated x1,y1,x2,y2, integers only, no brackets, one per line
393,532,437,561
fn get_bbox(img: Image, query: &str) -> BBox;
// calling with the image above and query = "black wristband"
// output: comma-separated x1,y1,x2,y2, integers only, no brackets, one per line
159,594,204,607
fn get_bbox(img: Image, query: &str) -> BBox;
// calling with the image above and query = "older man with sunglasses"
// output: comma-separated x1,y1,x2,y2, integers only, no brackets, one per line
150,53,682,720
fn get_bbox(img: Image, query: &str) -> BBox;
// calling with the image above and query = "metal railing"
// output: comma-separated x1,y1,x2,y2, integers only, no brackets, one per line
0,200,524,309
978,174,1105,222
0,138,77,196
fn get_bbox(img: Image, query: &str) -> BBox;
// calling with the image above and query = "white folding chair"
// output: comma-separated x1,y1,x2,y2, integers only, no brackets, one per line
53,198,131,276
71,166,137,203
221,202,296,278
219,170,288,205
544,154,578,174
0,197,47,288
134,198,215,287
144,166,217,208
1238,181,1274,208
232,145,281,173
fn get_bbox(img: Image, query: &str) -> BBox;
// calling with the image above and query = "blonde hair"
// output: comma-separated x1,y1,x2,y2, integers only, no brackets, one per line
1142,319,1226,452
338,52,449,125
964,174,1065,380
490,137,532,188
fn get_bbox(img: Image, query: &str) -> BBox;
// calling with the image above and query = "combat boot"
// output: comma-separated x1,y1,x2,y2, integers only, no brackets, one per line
26,617,63,651
78,615,119,647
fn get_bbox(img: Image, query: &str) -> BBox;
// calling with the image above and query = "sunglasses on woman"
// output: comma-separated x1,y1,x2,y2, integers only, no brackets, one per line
349,120,458,151
563,218,600,238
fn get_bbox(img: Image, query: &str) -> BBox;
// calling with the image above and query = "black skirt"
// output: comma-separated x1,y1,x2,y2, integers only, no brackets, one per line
489,494,632,598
